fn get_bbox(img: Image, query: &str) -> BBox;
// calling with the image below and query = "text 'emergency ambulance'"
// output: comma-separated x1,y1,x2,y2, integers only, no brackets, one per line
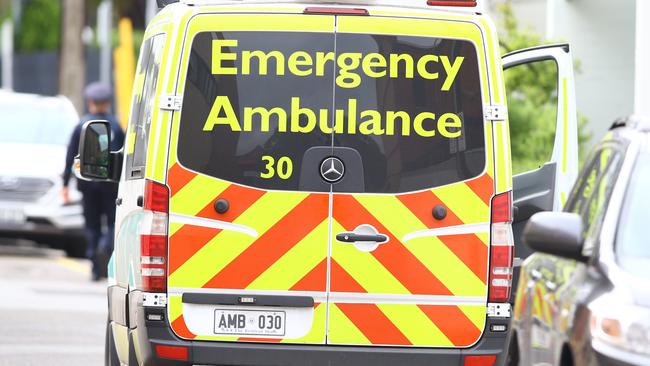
202,39,469,138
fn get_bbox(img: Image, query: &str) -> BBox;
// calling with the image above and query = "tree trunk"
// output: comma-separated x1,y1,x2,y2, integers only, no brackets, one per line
59,0,85,114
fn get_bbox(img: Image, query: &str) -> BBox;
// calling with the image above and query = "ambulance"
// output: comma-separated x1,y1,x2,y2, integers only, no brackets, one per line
76,0,579,364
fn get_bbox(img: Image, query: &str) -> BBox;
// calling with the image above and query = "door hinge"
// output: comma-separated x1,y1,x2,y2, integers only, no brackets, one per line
484,104,507,121
160,95,182,111
142,292,167,307
487,303,511,318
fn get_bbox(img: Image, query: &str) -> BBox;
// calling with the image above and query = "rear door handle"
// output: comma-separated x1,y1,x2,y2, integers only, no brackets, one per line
336,233,388,243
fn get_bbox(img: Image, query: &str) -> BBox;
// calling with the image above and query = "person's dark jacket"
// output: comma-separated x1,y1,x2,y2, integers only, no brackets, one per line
63,113,125,191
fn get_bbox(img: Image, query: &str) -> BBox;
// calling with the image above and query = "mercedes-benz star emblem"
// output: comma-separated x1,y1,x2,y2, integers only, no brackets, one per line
320,157,345,183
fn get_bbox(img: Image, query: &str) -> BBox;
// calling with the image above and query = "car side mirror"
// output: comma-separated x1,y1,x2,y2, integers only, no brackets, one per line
523,212,587,262
78,120,121,182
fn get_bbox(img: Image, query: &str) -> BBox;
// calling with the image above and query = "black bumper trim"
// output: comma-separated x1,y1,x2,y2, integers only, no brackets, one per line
182,293,314,308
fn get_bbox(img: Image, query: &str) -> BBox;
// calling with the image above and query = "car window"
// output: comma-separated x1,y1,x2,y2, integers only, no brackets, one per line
617,152,650,276
333,34,485,193
125,34,166,180
177,31,484,193
565,145,623,256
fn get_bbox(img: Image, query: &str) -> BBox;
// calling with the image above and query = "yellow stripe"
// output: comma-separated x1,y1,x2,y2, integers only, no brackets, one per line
485,122,495,179
562,77,568,173
331,220,410,295
169,175,230,216
327,304,371,345
248,219,329,291
377,304,453,346
432,184,489,224
169,222,183,237
168,192,307,288
168,295,183,323
458,305,486,331
493,120,508,193
354,196,486,297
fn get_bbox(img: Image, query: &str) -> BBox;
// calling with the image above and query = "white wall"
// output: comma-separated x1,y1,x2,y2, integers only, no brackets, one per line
636,0,650,118
549,0,636,145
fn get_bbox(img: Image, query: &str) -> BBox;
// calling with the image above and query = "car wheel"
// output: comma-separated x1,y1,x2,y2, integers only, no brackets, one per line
105,318,120,366
506,333,520,366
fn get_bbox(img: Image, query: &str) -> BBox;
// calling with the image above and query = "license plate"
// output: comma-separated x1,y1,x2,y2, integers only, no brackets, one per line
214,309,286,336
0,208,25,225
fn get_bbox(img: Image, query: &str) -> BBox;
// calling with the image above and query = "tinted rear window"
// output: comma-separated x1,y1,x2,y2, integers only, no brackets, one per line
177,30,485,193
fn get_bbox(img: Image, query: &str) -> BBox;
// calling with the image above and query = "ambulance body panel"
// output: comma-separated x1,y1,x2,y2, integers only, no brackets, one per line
80,1,580,365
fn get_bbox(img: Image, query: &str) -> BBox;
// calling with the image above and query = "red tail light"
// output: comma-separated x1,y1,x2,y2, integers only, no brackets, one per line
155,344,189,361
464,355,497,366
427,0,477,7
488,192,514,303
141,180,169,293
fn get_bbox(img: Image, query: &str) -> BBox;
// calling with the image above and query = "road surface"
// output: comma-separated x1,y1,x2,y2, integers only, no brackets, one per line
0,242,106,366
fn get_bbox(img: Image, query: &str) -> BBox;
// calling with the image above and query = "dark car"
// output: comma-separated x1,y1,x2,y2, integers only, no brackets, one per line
509,116,650,366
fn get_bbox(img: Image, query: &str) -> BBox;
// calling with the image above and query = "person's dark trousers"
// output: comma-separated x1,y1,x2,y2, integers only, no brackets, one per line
80,183,118,280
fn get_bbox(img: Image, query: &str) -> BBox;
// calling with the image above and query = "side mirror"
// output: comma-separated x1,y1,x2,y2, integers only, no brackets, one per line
79,120,121,182
523,212,587,262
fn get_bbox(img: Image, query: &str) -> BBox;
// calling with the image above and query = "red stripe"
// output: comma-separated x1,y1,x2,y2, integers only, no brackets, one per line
168,185,265,275
333,195,452,296
398,190,464,228
171,315,196,339
418,305,482,346
193,184,265,222
168,163,196,195
437,234,488,283
290,259,328,292
329,259,366,293
203,194,328,290
465,174,494,205
335,303,411,345
399,191,488,283
169,225,222,274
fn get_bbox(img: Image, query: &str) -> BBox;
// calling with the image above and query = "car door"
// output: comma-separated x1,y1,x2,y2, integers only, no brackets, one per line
502,45,579,285
327,15,493,348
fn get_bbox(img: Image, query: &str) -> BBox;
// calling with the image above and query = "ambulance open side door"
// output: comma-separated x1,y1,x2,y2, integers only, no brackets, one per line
502,44,579,262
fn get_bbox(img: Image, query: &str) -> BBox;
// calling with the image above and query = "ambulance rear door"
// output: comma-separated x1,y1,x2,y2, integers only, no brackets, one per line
502,44,579,261
327,15,494,348
165,13,336,345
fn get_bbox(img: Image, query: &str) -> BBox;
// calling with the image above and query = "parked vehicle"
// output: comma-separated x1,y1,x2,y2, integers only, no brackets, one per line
78,0,581,365
510,116,650,366
0,91,86,257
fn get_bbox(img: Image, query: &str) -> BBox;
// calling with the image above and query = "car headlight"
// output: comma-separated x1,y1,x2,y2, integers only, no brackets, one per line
589,292,650,356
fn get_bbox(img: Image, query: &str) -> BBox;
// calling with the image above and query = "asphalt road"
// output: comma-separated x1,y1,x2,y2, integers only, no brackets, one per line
0,242,107,366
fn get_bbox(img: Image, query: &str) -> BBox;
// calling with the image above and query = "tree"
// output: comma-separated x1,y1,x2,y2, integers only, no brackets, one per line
497,3,591,174
59,0,85,113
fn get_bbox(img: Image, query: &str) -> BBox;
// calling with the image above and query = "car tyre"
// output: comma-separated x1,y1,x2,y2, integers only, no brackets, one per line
506,332,520,366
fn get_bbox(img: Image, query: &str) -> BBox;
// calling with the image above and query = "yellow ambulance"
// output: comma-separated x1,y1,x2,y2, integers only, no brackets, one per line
77,0,579,364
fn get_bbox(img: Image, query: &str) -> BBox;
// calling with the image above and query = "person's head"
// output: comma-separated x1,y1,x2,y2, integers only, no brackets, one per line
84,82,112,114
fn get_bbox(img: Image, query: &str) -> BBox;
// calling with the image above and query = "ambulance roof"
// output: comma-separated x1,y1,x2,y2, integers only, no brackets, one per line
176,0,485,14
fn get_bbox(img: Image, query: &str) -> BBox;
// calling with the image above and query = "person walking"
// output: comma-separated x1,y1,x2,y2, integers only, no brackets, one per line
62,82,125,281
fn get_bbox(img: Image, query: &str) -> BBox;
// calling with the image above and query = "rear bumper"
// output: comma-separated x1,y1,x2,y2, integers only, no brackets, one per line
127,298,511,366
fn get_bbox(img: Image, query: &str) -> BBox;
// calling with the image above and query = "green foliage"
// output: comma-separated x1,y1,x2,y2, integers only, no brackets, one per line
497,3,591,174
15,0,61,52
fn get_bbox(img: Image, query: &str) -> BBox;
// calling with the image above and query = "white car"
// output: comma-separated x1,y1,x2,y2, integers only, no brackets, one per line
0,91,86,257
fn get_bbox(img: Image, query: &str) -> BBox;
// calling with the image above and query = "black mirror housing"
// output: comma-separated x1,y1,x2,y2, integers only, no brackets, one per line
78,120,122,182
523,212,587,262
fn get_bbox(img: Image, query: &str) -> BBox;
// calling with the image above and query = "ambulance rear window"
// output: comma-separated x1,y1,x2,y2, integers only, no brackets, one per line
177,31,485,193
